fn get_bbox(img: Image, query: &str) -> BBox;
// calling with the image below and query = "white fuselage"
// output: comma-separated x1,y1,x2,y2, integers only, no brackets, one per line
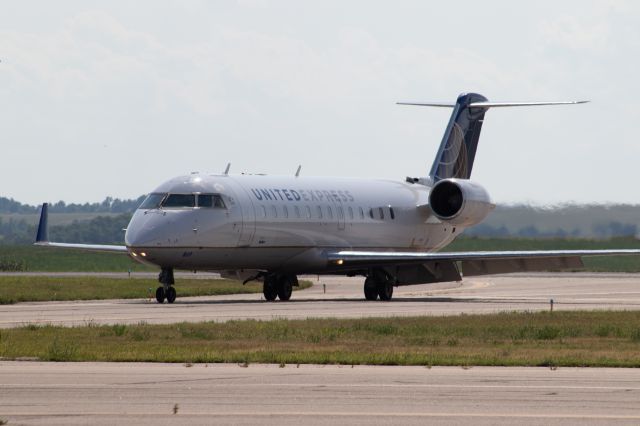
125,174,463,273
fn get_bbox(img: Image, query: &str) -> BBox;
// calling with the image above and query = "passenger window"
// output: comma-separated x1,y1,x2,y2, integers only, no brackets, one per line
338,206,344,219
359,207,365,219
389,207,395,220
348,206,354,220
306,206,312,218
283,205,289,218
317,206,323,219
271,205,277,218
294,206,301,218
369,208,374,219
261,205,267,218
327,206,333,219
379,207,384,220
162,194,195,208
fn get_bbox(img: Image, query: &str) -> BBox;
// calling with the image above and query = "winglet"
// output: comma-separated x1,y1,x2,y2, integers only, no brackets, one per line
35,203,49,243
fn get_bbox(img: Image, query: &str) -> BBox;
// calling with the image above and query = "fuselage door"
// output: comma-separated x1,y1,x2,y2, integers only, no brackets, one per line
226,178,256,247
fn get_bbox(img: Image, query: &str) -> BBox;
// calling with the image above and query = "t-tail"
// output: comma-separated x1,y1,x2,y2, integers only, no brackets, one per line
398,93,588,182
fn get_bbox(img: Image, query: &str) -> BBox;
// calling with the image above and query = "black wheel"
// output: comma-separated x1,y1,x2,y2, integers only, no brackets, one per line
364,277,378,301
166,286,176,304
378,281,393,301
277,276,293,301
155,286,165,304
263,278,278,301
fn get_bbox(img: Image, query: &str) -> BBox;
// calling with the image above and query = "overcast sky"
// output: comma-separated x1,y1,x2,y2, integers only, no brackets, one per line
1,0,639,205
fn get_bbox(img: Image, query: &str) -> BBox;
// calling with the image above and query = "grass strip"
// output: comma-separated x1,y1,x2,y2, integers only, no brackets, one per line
2,311,640,367
0,246,153,272
0,276,312,304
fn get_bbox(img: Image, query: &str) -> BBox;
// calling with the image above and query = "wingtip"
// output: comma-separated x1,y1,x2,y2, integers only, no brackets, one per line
35,203,49,243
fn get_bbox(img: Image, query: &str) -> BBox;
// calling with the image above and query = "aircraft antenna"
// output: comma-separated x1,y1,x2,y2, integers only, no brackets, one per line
223,163,231,175
295,165,302,177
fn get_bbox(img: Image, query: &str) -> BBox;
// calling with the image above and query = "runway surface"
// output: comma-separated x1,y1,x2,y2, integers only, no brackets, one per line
2,362,640,425
1,273,640,328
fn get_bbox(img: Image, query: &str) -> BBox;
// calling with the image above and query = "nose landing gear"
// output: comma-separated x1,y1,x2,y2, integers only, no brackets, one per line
156,267,176,304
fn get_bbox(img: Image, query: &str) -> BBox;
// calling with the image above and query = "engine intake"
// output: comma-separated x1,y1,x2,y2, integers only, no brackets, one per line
428,179,494,227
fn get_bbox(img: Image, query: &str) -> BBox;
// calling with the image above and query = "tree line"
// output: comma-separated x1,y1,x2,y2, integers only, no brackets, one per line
0,214,132,245
0,195,146,214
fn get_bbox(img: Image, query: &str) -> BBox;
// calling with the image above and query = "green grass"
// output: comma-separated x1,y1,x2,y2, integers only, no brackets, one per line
449,236,640,272
0,245,153,272
0,276,312,304
2,311,640,366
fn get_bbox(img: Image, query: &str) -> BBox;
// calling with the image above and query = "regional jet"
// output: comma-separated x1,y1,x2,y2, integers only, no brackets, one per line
35,93,640,303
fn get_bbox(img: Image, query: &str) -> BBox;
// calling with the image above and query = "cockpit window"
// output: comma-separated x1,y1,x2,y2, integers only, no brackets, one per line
162,194,196,208
197,194,226,209
139,193,166,210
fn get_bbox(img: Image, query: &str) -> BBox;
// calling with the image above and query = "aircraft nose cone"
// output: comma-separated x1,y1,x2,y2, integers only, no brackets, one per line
125,211,162,247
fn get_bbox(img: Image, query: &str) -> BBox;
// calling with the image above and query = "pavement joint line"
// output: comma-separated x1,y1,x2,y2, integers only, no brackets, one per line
3,383,640,390
3,412,640,419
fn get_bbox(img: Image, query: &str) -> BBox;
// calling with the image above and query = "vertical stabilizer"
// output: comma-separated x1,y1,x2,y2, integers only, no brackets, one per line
429,92,488,181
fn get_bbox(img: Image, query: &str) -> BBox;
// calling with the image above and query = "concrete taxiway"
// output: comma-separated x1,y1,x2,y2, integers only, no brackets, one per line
1,273,640,328
1,362,640,425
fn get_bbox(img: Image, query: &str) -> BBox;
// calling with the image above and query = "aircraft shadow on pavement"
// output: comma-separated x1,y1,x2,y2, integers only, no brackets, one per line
132,296,543,306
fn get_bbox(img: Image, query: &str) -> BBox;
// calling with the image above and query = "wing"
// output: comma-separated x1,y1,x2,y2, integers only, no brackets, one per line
34,203,128,253
328,249,640,277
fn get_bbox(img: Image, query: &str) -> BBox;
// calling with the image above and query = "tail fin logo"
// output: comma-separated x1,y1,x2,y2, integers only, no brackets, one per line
433,122,468,180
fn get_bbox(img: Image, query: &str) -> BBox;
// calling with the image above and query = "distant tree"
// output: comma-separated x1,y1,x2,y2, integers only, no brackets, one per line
592,222,637,238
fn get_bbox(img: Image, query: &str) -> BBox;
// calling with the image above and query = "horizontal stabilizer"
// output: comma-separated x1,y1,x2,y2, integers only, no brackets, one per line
396,102,455,108
399,93,589,181
397,100,589,108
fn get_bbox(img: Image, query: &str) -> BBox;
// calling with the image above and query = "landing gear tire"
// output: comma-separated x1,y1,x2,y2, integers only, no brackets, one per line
157,267,175,304
377,281,394,301
263,277,278,301
155,286,166,303
166,286,177,304
364,277,378,301
277,276,293,301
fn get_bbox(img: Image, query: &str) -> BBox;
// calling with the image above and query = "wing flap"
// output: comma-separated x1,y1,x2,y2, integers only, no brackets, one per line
329,249,640,268
461,256,583,276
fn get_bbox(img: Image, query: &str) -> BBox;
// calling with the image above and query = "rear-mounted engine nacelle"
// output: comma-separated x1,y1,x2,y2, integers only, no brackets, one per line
428,179,494,227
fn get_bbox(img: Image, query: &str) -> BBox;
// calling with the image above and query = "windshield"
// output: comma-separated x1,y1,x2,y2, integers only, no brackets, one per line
139,193,166,209
162,194,196,208
198,194,226,208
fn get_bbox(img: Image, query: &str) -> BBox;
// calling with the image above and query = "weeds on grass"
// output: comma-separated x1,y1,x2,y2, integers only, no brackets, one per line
46,338,77,361
112,324,127,336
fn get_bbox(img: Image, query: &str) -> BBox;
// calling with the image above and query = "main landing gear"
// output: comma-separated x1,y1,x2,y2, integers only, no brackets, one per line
156,267,176,304
263,274,297,301
363,270,394,301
